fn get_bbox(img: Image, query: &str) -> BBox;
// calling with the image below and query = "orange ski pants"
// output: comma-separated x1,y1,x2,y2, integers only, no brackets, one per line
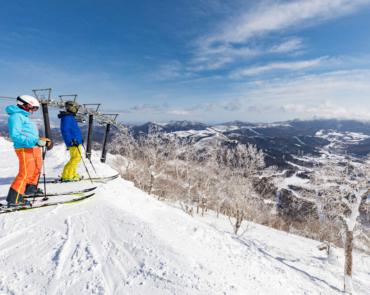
11,147,42,200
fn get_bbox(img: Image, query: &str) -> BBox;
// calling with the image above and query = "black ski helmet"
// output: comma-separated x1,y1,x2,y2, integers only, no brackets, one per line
65,100,79,114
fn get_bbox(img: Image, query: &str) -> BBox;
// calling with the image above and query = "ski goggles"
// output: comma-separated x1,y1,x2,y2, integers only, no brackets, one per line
29,105,39,111
22,104,39,112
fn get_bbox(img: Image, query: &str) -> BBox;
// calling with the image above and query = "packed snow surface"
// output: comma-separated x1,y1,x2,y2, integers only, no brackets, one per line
0,138,369,294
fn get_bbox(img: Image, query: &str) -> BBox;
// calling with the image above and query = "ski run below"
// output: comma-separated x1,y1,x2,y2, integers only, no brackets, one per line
0,137,369,295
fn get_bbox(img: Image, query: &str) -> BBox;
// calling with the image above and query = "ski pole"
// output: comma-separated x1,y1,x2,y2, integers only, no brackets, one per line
81,143,98,175
41,146,48,201
76,145,94,184
34,146,48,203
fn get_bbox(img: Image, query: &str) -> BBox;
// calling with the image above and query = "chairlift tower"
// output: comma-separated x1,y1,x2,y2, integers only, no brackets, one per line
32,88,54,150
32,88,125,162
82,104,100,160
100,114,119,163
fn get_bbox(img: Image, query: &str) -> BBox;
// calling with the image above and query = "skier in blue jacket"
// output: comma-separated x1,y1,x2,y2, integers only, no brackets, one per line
58,101,83,181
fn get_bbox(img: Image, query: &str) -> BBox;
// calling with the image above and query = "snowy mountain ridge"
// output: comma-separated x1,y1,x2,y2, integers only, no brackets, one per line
128,119,370,170
0,138,369,294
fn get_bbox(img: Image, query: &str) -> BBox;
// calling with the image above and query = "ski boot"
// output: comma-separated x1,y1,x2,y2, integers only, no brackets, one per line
7,200,32,208
24,184,44,196
61,174,83,182
72,174,83,181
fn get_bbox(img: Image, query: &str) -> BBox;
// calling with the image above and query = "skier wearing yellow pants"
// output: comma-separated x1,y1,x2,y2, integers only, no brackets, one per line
58,101,83,182
62,145,82,181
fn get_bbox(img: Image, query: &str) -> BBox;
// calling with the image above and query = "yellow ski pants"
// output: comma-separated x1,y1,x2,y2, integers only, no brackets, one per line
62,145,82,181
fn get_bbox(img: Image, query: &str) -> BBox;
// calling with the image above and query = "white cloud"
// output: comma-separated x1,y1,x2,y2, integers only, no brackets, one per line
244,69,370,102
167,109,191,116
231,57,327,78
245,100,370,121
119,105,192,117
189,45,258,72
154,61,186,80
283,102,346,116
129,104,167,113
235,69,370,121
269,38,305,54
281,102,370,120
205,0,370,45
124,65,370,122
193,0,370,71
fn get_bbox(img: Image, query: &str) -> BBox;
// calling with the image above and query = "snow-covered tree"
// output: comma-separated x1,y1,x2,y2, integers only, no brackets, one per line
175,140,200,213
135,126,172,195
111,130,138,180
313,156,370,294
220,144,266,234
111,128,269,234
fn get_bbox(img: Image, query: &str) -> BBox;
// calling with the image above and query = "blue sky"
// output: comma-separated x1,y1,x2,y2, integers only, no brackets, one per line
1,0,370,123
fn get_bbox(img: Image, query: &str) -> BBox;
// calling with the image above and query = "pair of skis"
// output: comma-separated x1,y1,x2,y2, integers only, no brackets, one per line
40,173,119,184
23,186,97,199
0,174,119,214
0,192,96,214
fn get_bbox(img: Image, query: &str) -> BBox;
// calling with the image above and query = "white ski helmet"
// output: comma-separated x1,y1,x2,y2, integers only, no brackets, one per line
16,95,40,111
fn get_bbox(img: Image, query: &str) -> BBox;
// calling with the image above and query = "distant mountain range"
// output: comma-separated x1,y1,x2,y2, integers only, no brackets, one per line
129,119,370,168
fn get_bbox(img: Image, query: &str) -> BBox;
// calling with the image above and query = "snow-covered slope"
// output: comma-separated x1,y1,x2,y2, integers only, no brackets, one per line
0,138,369,295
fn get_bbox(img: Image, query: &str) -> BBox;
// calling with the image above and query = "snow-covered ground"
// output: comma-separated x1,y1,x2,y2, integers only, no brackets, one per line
0,138,369,295
315,130,370,153
277,173,310,191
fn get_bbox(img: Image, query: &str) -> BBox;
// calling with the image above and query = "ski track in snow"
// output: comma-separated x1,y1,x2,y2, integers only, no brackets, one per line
0,138,369,294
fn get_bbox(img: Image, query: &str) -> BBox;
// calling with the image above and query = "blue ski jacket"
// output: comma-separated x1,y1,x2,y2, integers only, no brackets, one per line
58,112,83,147
6,105,39,148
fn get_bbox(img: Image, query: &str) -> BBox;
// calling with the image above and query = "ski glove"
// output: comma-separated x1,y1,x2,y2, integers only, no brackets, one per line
37,137,51,147
37,140,46,147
